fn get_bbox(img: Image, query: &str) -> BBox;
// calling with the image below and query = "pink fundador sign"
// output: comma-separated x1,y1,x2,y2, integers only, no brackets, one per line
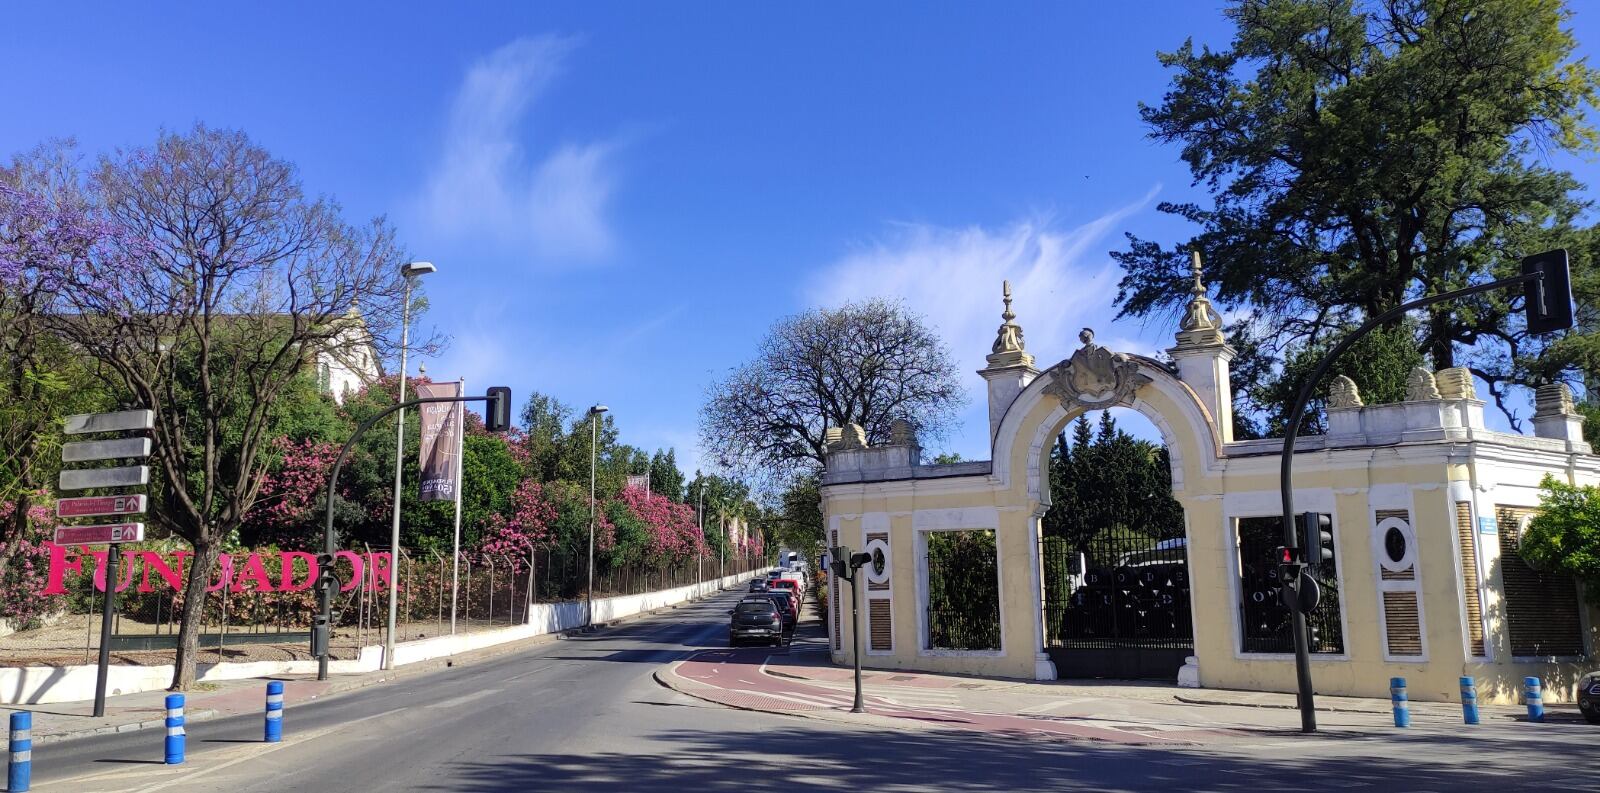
40,544,395,595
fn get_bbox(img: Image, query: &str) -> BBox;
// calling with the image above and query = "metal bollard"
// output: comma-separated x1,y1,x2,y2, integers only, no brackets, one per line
1460,676,1480,725
1390,677,1410,728
1524,676,1544,723
164,693,185,764
264,681,284,742
8,711,31,793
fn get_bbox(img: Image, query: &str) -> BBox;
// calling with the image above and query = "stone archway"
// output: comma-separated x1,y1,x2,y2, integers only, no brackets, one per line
989,330,1226,679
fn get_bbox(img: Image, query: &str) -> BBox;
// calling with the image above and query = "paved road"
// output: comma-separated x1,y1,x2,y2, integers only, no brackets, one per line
24,590,1593,792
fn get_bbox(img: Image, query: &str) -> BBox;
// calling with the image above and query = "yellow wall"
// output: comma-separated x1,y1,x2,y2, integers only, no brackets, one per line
823,362,1599,704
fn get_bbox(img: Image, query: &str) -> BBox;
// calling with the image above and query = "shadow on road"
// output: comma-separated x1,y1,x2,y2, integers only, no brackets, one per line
426,724,1573,792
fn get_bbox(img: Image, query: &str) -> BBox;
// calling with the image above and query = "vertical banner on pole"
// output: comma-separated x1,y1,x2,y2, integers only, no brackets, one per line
415,381,463,503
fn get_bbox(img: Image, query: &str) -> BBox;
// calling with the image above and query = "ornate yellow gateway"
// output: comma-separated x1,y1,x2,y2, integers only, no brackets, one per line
820,265,1598,705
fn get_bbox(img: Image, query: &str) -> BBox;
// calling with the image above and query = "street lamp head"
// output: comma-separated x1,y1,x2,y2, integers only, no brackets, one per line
589,404,609,416
400,261,436,277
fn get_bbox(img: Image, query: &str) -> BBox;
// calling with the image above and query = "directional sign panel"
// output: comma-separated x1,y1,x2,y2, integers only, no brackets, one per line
59,465,149,491
64,409,154,435
53,522,145,545
61,437,152,463
57,494,147,518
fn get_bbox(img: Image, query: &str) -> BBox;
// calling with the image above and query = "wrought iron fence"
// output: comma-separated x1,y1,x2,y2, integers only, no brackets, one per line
10,544,767,667
925,530,1001,651
1040,533,1193,651
1235,517,1344,654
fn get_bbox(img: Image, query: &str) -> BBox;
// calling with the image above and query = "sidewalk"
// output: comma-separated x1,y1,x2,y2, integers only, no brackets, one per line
657,604,1582,745
6,623,559,746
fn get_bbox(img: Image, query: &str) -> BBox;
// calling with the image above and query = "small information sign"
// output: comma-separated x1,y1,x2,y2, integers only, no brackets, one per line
57,494,147,518
53,522,145,545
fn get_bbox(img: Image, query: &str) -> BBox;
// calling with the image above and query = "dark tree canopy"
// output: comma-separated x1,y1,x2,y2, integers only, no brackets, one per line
1042,412,1185,551
1114,0,1600,425
700,298,964,485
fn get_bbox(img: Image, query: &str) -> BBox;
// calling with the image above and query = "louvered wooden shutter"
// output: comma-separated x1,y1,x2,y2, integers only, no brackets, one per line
1454,502,1486,657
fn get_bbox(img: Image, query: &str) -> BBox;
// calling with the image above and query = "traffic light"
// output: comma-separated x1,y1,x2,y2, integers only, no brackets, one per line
484,386,512,432
1522,249,1573,335
830,545,851,579
1301,512,1334,565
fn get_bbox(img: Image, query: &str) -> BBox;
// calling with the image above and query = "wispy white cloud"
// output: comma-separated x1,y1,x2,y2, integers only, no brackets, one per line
808,186,1162,381
417,35,619,260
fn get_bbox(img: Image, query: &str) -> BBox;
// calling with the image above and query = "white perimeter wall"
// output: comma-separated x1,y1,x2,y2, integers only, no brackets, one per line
2,569,760,705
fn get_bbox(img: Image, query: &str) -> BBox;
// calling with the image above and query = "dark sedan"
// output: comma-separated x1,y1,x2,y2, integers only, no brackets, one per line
1579,671,1600,724
759,590,798,631
728,599,785,646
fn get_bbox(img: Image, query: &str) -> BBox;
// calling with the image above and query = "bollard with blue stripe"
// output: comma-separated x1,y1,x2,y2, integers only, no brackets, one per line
8,710,31,793
264,681,284,742
1524,676,1545,723
1460,676,1480,725
1390,677,1410,728
164,693,185,765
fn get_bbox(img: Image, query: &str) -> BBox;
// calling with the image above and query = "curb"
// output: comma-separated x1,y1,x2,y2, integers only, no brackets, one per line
33,707,219,746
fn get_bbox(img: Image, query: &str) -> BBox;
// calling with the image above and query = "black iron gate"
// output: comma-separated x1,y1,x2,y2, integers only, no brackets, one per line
1041,531,1193,679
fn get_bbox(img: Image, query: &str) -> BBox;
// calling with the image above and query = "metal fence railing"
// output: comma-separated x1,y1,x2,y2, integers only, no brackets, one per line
6,545,769,667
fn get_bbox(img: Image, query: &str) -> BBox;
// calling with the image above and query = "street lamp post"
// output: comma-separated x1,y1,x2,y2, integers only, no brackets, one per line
384,260,433,671
585,404,608,630
697,486,704,584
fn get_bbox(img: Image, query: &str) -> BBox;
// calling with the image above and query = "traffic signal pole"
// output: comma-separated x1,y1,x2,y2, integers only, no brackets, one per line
1277,266,1561,733
315,390,509,680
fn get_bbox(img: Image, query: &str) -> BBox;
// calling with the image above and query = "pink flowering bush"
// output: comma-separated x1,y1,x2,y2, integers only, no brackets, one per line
615,486,705,566
0,496,61,628
244,437,343,549
478,479,558,572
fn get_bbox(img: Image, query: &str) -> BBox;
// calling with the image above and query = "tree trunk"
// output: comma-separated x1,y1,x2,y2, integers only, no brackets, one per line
170,538,220,690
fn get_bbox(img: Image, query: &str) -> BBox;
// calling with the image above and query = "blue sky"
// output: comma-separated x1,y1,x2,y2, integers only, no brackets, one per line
4,2,1599,473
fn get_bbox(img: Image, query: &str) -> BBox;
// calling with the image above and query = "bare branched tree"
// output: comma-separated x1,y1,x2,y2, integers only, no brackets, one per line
700,299,964,487
49,125,415,689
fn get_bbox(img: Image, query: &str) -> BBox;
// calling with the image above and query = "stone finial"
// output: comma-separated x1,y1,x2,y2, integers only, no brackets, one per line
1328,375,1363,408
984,280,1035,370
888,418,917,446
1405,367,1441,401
1172,250,1227,349
823,426,843,449
1534,382,1577,417
1435,367,1476,400
838,423,867,449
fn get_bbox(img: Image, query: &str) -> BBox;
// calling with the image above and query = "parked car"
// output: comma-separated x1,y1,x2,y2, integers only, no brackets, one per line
747,578,770,593
769,578,801,599
1579,670,1600,724
728,598,785,646
761,590,798,629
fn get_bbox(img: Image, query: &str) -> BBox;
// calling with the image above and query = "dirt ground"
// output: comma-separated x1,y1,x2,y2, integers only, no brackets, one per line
0,614,524,667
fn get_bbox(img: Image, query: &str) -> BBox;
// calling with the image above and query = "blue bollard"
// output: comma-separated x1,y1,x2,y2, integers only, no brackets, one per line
8,711,31,793
264,681,284,742
1390,677,1410,728
164,693,185,765
1460,676,1480,725
1524,676,1544,723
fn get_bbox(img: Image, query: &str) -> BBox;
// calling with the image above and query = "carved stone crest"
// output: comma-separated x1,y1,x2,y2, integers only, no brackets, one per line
1328,375,1363,409
1042,328,1152,411
1405,367,1440,401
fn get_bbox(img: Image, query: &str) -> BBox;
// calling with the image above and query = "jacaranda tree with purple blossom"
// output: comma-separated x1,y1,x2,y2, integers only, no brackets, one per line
47,125,416,690
0,143,118,584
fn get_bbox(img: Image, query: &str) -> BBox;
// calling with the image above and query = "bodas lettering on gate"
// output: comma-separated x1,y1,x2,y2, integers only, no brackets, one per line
39,544,396,595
